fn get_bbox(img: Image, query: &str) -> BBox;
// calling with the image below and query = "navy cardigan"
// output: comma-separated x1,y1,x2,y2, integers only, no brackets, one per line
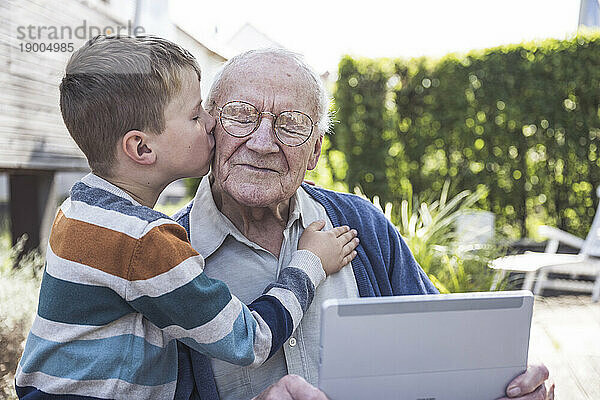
173,184,438,400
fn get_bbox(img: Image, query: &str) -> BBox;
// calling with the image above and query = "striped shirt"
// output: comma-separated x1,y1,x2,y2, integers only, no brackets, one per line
15,173,325,400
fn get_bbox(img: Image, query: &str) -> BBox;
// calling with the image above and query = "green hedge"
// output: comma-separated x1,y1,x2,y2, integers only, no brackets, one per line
332,34,600,238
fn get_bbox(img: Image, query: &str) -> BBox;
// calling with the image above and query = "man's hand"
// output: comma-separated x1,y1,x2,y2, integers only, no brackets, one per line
497,364,555,400
253,374,328,400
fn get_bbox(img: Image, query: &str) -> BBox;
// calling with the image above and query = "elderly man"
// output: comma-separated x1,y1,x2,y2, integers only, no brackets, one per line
174,49,553,400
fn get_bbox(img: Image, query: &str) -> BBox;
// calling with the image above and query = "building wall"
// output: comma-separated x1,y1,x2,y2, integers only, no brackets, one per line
1,0,226,173
226,23,283,55
174,25,226,101
0,0,139,171
0,0,227,208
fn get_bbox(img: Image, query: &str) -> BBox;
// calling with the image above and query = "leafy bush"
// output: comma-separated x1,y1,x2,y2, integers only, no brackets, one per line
361,181,508,293
0,234,43,399
333,34,600,239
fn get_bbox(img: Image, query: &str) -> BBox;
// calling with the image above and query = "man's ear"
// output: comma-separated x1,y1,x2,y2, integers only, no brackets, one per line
122,130,156,165
307,134,323,171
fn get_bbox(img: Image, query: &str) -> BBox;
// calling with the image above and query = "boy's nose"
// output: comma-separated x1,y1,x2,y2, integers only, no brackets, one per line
205,114,216,135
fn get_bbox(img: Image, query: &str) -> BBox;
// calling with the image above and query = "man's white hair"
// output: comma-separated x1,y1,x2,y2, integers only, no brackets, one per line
206,48,332,135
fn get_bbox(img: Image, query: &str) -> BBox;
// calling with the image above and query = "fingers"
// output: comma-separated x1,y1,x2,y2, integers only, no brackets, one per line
506,364,549,398
497,383,547,400
329,225,350,237
279,375,329,400
252,386,292,400
305,219,326,232
337,230,359,267
307,224,353,238
342,236,360,254
342,251,358,265
337,229,358,245
547,380,555,400
496,364,551,400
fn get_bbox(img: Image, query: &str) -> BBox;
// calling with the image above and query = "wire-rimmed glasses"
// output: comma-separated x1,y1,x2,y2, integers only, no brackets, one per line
217,101,316,147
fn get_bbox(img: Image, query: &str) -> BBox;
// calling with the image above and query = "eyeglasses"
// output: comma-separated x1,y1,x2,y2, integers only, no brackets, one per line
217,101,316,147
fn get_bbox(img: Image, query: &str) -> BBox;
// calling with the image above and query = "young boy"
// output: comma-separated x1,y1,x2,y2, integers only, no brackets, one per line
15,35,358,400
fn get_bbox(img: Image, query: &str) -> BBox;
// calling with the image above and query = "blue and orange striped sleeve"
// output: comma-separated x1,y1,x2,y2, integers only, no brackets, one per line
124,222,325,366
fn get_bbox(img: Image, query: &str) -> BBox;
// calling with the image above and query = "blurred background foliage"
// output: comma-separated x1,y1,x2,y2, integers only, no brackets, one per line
356,181,508,293
0,233,43,399
181,35,600,293
329,34,600,240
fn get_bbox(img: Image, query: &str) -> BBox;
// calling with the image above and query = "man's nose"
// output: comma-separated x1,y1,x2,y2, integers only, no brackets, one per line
245,115,279,154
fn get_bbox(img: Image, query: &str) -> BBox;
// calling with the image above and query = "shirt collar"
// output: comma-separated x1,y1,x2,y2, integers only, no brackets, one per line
291,184,322,230
80,173,141,206
188,177,322,258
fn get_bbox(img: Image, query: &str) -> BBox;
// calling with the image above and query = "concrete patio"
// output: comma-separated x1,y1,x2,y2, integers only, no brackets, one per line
529,295,600,399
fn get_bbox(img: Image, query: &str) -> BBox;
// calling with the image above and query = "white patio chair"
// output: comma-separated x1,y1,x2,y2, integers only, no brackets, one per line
489,187,600,302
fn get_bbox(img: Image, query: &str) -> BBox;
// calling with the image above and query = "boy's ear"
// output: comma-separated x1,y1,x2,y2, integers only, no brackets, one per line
122,130,156,165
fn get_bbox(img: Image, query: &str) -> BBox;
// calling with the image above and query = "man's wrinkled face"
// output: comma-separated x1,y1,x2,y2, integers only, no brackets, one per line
211,57,323,208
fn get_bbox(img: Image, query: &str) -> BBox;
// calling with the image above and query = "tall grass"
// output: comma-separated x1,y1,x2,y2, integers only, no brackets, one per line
361,181,508,293
0,233,43,400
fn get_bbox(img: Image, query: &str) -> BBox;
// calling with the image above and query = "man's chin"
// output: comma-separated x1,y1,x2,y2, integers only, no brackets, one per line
223,180,290,208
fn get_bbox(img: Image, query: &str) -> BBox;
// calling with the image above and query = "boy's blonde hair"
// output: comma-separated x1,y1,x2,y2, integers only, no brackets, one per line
59,35,201,176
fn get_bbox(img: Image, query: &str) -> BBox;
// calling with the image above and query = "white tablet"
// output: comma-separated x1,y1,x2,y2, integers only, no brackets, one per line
318,291,533,400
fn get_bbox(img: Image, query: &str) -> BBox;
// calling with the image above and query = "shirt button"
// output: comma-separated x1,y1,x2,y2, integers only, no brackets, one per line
289,337,297,347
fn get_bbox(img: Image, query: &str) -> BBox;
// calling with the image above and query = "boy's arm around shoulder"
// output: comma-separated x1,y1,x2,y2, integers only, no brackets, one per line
124,220,326,367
